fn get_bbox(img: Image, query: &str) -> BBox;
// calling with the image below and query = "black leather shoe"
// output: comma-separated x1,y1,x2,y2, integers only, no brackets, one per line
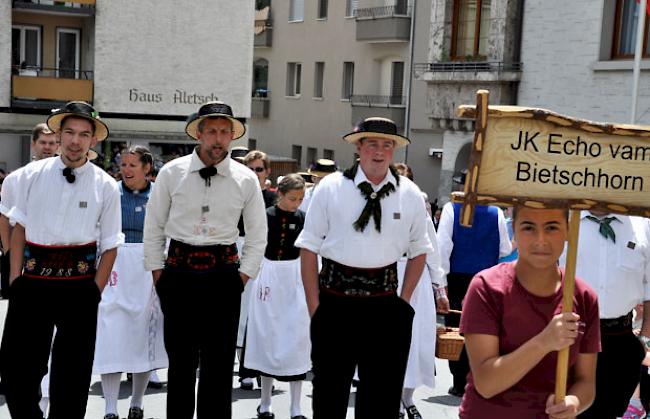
240,378,254,390
127,407,144,419
104,415,119,419
147,380,164,389
257,406,275,418
291,416,308,419
448,386,465,397
405,405,422,419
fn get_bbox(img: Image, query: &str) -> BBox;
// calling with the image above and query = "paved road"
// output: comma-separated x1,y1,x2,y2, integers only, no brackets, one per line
0,300,461,418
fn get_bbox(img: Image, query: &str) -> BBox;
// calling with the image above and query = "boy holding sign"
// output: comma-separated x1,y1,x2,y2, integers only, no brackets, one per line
459,206,600,418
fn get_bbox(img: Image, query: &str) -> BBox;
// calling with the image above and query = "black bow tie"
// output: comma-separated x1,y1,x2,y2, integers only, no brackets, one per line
353,181,395,233
199,166,218,186
63,167,76,184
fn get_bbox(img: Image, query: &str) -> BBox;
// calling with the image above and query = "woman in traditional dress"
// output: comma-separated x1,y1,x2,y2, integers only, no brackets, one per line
244,174,309,419
93,145,168,419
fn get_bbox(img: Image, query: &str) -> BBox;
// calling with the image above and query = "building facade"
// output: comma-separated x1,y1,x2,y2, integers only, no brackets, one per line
1,0,254,172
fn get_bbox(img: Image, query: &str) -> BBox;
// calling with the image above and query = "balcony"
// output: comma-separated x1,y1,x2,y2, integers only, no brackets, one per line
11,67,93,109
254,19,273,48
413,61,522,123
251,95,270,118
12,0,95,17
355,5,411,43
350,95,406,127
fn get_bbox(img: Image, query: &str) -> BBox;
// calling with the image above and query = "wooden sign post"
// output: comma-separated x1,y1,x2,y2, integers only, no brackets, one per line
455,90,650,403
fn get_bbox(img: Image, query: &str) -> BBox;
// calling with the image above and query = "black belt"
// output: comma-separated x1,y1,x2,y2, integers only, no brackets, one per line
319,258,398,297
600,312,633,334
165,239,239,273
22,241,97,280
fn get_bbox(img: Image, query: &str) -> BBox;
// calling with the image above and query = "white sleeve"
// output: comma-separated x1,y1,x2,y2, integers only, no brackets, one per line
98,179,124,253
497,207,513,257
437,202,455,277
407,190,434,259
294,181,329,254
425,217,445,287
143,168,172,271
240,179,268,279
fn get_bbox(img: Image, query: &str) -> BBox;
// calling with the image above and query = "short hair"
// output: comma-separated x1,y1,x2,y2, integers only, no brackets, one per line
60,115,96,136
394,162,413,181
121,145,154,175
32,123,54,143
243,150,270,170
277,173,305,195
197,116,233,133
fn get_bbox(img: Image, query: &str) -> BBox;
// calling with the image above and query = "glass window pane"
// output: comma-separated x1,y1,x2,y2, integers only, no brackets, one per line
618,0,639,55
24,29,39,67
12,28,20,67
455,0,477,57
58,31,78,78
478,0,491,56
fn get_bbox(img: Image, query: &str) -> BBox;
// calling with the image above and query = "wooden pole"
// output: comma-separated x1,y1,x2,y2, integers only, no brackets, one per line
554,209,582,402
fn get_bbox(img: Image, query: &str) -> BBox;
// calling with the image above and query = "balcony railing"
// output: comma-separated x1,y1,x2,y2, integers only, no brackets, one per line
12,66,94,79
254,19,273,47
11,66,94,104
13,0,95,15
13,0,95,6
355,5,412,19
251,91,270,118
350,95,406,107
413,61,523,73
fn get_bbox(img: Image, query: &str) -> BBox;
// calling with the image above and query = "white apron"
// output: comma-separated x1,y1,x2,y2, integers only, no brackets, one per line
244,258,311,377
397,257,436,389
93,243,168,374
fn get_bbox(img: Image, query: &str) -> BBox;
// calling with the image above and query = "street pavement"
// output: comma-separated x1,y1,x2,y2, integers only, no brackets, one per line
0,300,461,418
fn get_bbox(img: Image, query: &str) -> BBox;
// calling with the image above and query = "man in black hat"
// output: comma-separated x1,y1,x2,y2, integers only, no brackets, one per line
143,101,267,418
295,117,433,418
299,158,337,212
0,101,122,419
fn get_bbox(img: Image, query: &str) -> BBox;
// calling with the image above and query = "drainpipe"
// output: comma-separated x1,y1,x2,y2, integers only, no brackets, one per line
404,0,417,163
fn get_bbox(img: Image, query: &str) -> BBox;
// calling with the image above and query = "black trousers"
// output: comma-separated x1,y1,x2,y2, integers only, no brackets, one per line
579,329,645,419
0,249,9,299
445,272,474,392
310,293,415,419
156,265,243,419
0,276,101,419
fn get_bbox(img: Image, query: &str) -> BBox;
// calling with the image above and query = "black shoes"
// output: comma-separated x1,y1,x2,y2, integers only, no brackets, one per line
291,416,308,419
404,405,422,419
257,406,275,418
448,386,465,397
104,415,119,419
240,377,254,390
127,407,144,419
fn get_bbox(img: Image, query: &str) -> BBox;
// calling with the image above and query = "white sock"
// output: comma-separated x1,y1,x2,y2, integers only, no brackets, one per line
242,377,254,385
101,373,122,415
289,380,303,417
402,387,415,407
130,371,150,408
39,397,49,416
149,370,161,383
259,376,274,413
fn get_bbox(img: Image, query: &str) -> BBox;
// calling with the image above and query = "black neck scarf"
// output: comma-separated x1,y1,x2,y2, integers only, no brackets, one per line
343,162,400,233
63,167,76,184
585,215,621,243
199,166,218,187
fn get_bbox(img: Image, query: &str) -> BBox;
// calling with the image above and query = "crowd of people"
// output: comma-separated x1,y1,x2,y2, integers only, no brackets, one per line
0,99,649,419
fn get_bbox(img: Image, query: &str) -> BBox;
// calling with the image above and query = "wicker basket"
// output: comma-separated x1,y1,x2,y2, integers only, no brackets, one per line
436,327,464,361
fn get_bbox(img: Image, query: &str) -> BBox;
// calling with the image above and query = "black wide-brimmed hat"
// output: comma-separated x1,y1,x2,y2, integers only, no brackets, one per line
185,101,246,140
343,117,409,148
308,159,338,178
230,146,250,161
47,101,109,141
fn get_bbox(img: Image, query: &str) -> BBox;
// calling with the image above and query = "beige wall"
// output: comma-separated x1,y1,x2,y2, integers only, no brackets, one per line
93,0,254,117
249,0,409,171
0,2,11,107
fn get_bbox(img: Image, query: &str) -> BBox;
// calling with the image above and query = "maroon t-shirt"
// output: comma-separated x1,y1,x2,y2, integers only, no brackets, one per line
459,262,600,418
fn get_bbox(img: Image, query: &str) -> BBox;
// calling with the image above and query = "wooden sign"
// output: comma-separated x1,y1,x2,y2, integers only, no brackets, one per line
453,90,650,404
453,91,650,226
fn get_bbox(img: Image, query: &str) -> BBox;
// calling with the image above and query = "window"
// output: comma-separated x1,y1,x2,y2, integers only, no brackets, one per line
345,0,358,17
613,0,650,58
248,138,258,150
323,149,335,160
318,0,328,19
286,62,302,97
253,58,269,97
11,25,41,71
307,147,318,166
292,145,303,166
390,61,405,105
56,28,80,79
289,0,304,21
314,62,325,98
341,62,354,99
451,0,491,59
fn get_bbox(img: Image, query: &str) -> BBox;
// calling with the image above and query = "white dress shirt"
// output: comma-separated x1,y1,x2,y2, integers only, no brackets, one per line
437,201,512,276
0,167,23,219
559,212,650,319
143,150,268,279
8,156,123,253
425,216,446,287
295,168,433,268
298,184,316,213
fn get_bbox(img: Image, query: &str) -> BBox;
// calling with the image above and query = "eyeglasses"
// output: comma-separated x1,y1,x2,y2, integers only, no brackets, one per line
249,166,265,173
63,167,76,184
